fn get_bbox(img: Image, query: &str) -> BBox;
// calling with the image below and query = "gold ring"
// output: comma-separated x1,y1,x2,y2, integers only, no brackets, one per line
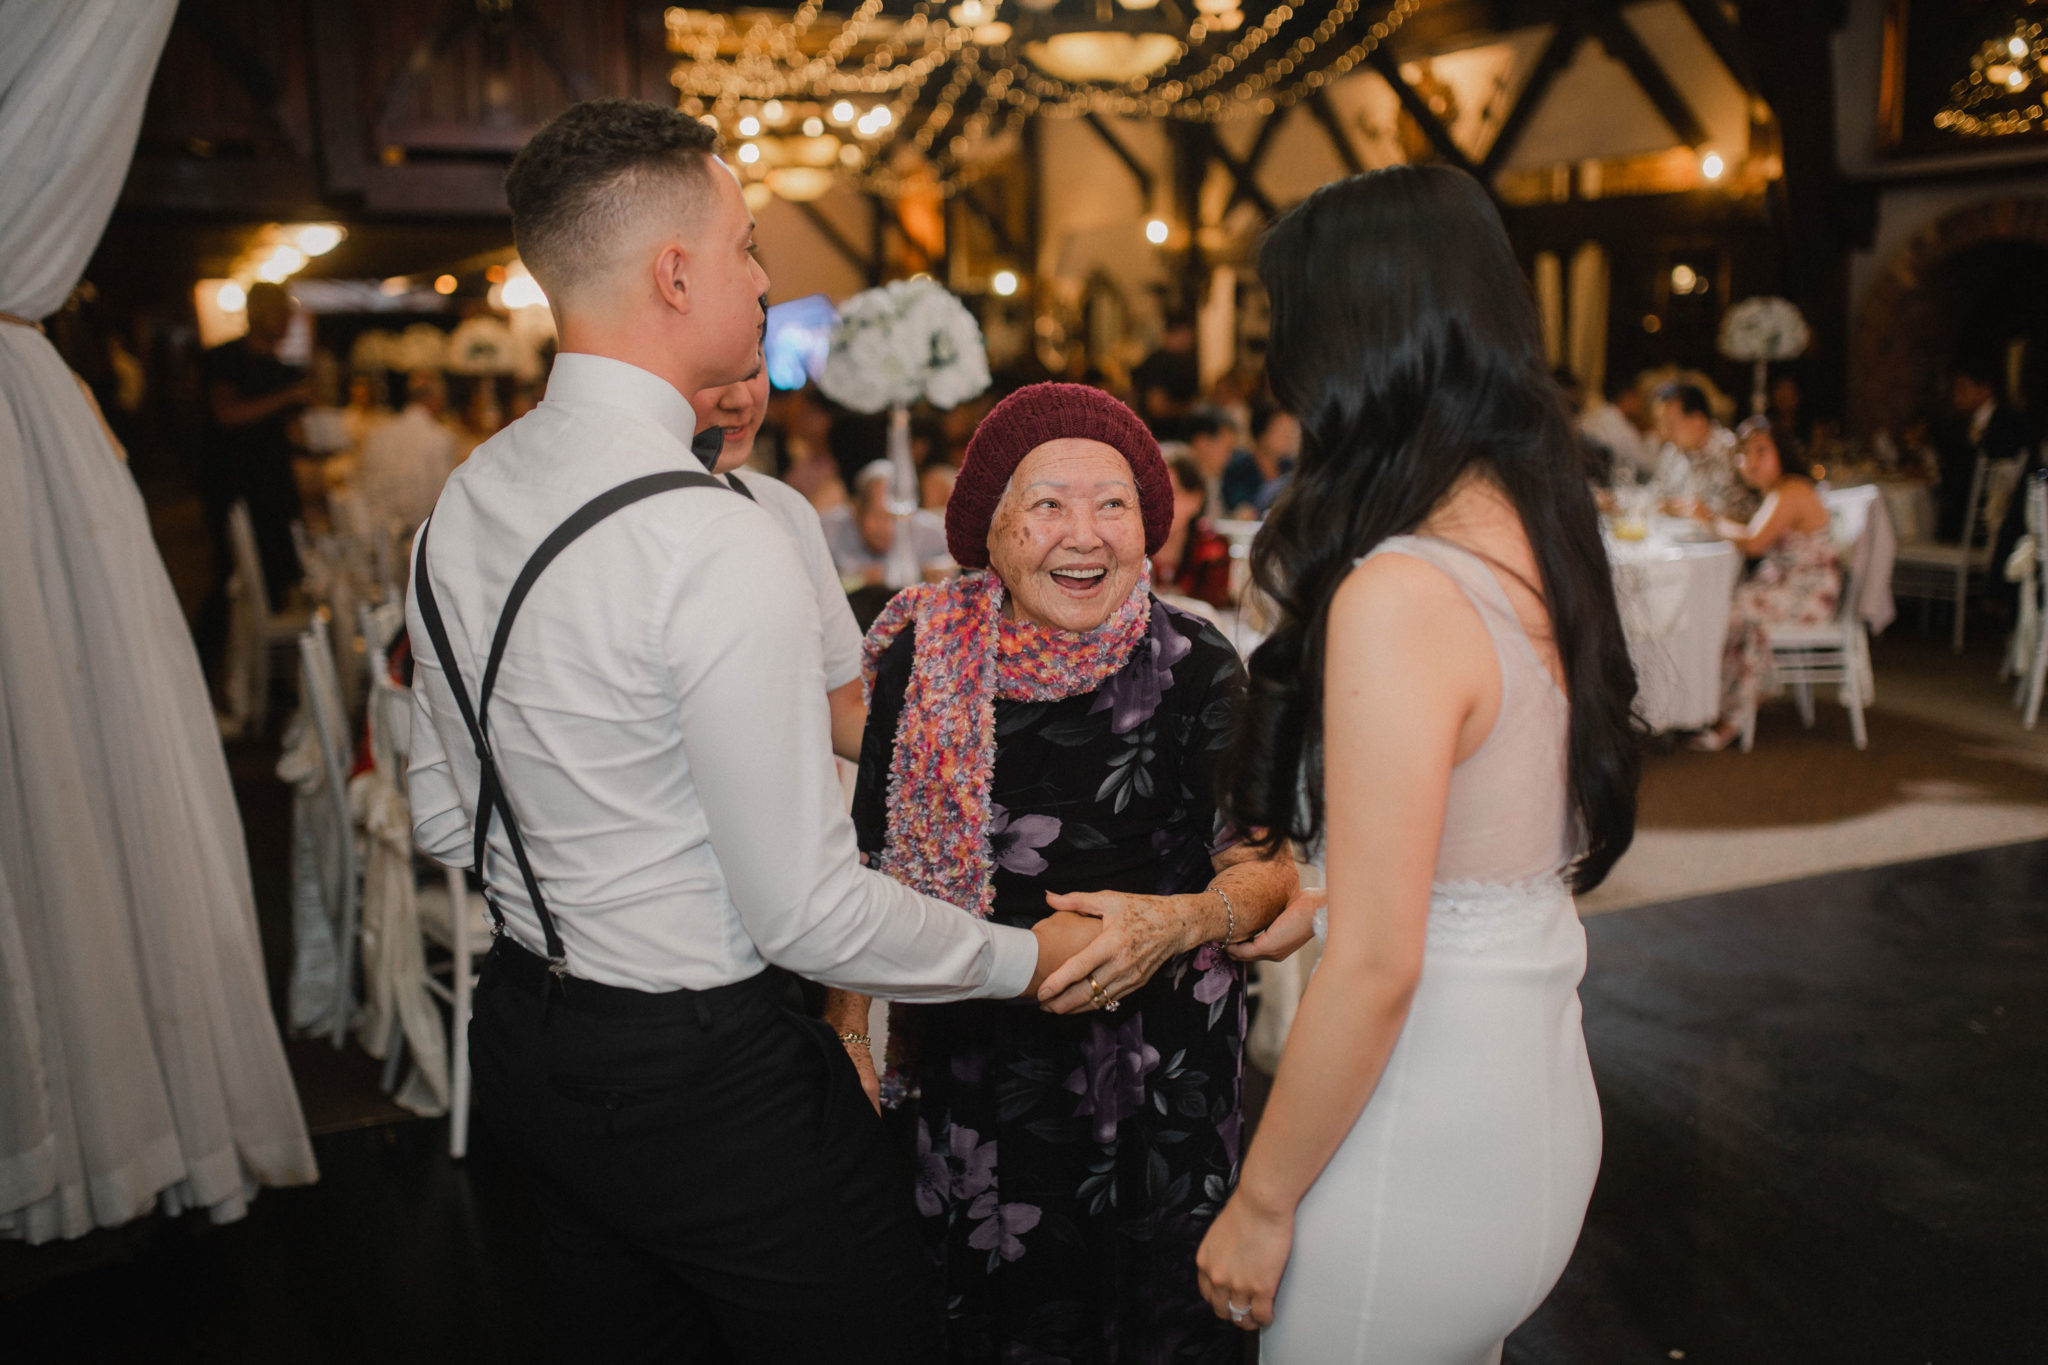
1087,975,1107,1005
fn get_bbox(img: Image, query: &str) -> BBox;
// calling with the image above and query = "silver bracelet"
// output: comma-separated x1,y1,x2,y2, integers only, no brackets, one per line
1213,885,1238,944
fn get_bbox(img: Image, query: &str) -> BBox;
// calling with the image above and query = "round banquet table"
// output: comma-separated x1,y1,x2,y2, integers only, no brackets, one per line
1606,523,1742,733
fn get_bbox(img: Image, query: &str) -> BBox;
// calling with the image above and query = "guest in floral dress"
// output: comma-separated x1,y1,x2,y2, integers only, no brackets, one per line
824,383,1298,1364
1693,418,1842,750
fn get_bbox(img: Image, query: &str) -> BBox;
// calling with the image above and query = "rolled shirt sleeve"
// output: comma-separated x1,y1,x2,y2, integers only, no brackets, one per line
657,517,1035,1002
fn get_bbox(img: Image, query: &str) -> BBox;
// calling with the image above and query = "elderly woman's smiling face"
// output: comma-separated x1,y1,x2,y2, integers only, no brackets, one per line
989,437,1147,633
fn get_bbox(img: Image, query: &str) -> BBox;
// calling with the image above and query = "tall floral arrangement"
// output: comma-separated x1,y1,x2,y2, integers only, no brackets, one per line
816,276,991,414
1719,296,1810,415
817,277,990,587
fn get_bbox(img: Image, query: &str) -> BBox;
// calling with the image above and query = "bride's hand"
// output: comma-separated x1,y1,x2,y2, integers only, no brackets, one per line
1226,889,1322,963
1196,1189,1294,1331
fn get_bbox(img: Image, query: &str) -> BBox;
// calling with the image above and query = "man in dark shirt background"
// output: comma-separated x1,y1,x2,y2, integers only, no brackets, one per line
1935,362,2031,543
1131,312,1200,441
194,281,311,669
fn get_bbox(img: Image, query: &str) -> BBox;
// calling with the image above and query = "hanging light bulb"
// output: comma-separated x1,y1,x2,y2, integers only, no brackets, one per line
1699,150,1726,181
830,100,857,125
1145,218,1170,244
216,281,246,313
738,115,761,136
291,223,345,256
738,142,762,164
992,270,1019,296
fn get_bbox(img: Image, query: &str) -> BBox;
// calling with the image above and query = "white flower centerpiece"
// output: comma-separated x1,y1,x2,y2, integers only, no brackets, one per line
1717,295,1810,416
817,276,991,587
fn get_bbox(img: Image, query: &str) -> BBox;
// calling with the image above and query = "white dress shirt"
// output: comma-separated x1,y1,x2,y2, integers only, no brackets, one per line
405,352,1034,998
732,470,863,690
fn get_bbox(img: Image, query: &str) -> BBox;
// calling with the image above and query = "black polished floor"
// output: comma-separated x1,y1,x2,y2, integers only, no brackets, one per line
8,841,2045,1364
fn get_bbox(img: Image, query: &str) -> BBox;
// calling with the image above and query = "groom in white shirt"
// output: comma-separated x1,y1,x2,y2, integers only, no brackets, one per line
405,99,1091,1365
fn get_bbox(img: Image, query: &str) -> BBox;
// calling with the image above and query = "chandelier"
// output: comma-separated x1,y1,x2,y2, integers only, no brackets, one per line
1934,5,2047,138
665,0,1418,201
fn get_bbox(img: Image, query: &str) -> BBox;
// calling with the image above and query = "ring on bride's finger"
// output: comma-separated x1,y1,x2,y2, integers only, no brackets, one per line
1227,1301,1250,1323
1087,975,1108,1007
1103,993,1121,1012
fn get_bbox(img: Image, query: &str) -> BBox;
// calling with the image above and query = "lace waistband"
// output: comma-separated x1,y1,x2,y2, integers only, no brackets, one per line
1312,872,1574,952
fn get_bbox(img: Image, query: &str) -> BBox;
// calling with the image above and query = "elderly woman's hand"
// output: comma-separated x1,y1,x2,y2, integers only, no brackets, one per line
1225,889,1322,963
1035,889,1216,1014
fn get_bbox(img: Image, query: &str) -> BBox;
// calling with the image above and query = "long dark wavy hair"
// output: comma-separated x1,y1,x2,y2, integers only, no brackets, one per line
1220,165,1639,892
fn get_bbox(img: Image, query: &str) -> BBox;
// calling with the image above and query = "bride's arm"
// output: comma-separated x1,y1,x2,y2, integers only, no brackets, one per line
1196,552,1489,1328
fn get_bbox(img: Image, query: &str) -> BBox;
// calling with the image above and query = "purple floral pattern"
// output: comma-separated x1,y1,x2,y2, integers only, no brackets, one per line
855,599,1249,1365
1065,1014,1163,1144
988,803,1061,878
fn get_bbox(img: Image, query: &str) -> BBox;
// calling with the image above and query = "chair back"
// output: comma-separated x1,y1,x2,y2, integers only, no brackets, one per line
1982,456,2028,549
1821,484,1882,628
227,500,273,619
300,611,356,802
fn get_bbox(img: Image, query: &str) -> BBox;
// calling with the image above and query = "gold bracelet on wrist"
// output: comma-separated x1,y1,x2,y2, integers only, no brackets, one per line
837,1030,873,1052
1212,886,1238,945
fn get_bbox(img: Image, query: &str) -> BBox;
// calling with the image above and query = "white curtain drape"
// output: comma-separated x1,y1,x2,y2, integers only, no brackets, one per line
0,0,317,1243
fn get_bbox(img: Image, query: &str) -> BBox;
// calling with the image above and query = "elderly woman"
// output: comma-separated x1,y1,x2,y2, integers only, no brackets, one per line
1690,417,1840,750
824,383,1296,1363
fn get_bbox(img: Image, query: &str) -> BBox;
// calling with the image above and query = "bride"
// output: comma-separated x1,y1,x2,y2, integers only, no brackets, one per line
1194,165,1640,1362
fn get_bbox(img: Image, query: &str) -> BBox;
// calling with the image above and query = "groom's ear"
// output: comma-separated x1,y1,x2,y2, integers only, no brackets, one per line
652,240,694,319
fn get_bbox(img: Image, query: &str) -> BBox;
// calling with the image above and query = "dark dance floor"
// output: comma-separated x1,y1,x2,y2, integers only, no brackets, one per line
6,840,2044,1364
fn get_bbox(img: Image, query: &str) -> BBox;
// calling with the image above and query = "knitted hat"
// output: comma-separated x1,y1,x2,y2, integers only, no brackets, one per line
946,382,1172,569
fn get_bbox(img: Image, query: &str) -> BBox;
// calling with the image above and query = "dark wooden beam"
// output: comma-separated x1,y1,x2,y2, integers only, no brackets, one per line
793,199,875,281
1306,90,1366,177
1675,0,1759,95
866,193,888,286
1480,17,1586,178
1591,11,1709,148
956,185,1023,261
1081,113,1156,201
1203,124,1279,220
1364,47,1478,174
309,0,369,194
1222,110,1287,214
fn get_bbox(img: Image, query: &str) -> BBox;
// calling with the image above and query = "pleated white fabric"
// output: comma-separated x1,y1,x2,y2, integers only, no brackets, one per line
0,0,317,1242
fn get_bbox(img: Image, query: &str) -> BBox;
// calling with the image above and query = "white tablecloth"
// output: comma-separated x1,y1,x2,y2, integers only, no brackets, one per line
1607,530,1741,732
1875,480,1936,546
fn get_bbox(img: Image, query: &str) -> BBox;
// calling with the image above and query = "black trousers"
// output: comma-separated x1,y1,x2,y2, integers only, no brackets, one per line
469,941,946,1365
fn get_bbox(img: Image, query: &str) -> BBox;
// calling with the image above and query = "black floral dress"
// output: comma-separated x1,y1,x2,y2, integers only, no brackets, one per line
855,598,1248,1365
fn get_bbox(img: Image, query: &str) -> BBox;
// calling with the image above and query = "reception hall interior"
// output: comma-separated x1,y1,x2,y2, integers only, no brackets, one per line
4,0,2046,1360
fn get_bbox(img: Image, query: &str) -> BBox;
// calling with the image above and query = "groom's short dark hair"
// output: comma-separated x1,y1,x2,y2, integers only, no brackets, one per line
505,99,722,302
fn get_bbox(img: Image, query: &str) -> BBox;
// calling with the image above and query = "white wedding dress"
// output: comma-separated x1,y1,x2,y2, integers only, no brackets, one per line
1265,535,1601,1364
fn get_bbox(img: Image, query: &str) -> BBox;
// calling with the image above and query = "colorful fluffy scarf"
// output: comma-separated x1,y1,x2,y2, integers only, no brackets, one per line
862,570,1151,917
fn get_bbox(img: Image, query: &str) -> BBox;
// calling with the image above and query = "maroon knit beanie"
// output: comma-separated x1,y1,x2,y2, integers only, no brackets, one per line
946,382,1172,569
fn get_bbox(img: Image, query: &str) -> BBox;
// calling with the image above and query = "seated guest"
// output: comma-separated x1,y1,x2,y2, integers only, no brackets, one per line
1651,381,1748,520
826,381,1296,1364
1690,418,1841,751
1581,374,1654,483
1221,399,1299,516
822,459,952,589
919,458,956,512
1156,453,1234,610
1185,406,1237,513
357,369,458,532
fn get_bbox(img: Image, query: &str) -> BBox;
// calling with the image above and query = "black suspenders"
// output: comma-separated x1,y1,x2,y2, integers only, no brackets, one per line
412,470,732,978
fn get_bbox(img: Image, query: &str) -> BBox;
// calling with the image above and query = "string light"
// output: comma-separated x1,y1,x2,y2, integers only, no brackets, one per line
1935,17,2048,138
664,0,1422,201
